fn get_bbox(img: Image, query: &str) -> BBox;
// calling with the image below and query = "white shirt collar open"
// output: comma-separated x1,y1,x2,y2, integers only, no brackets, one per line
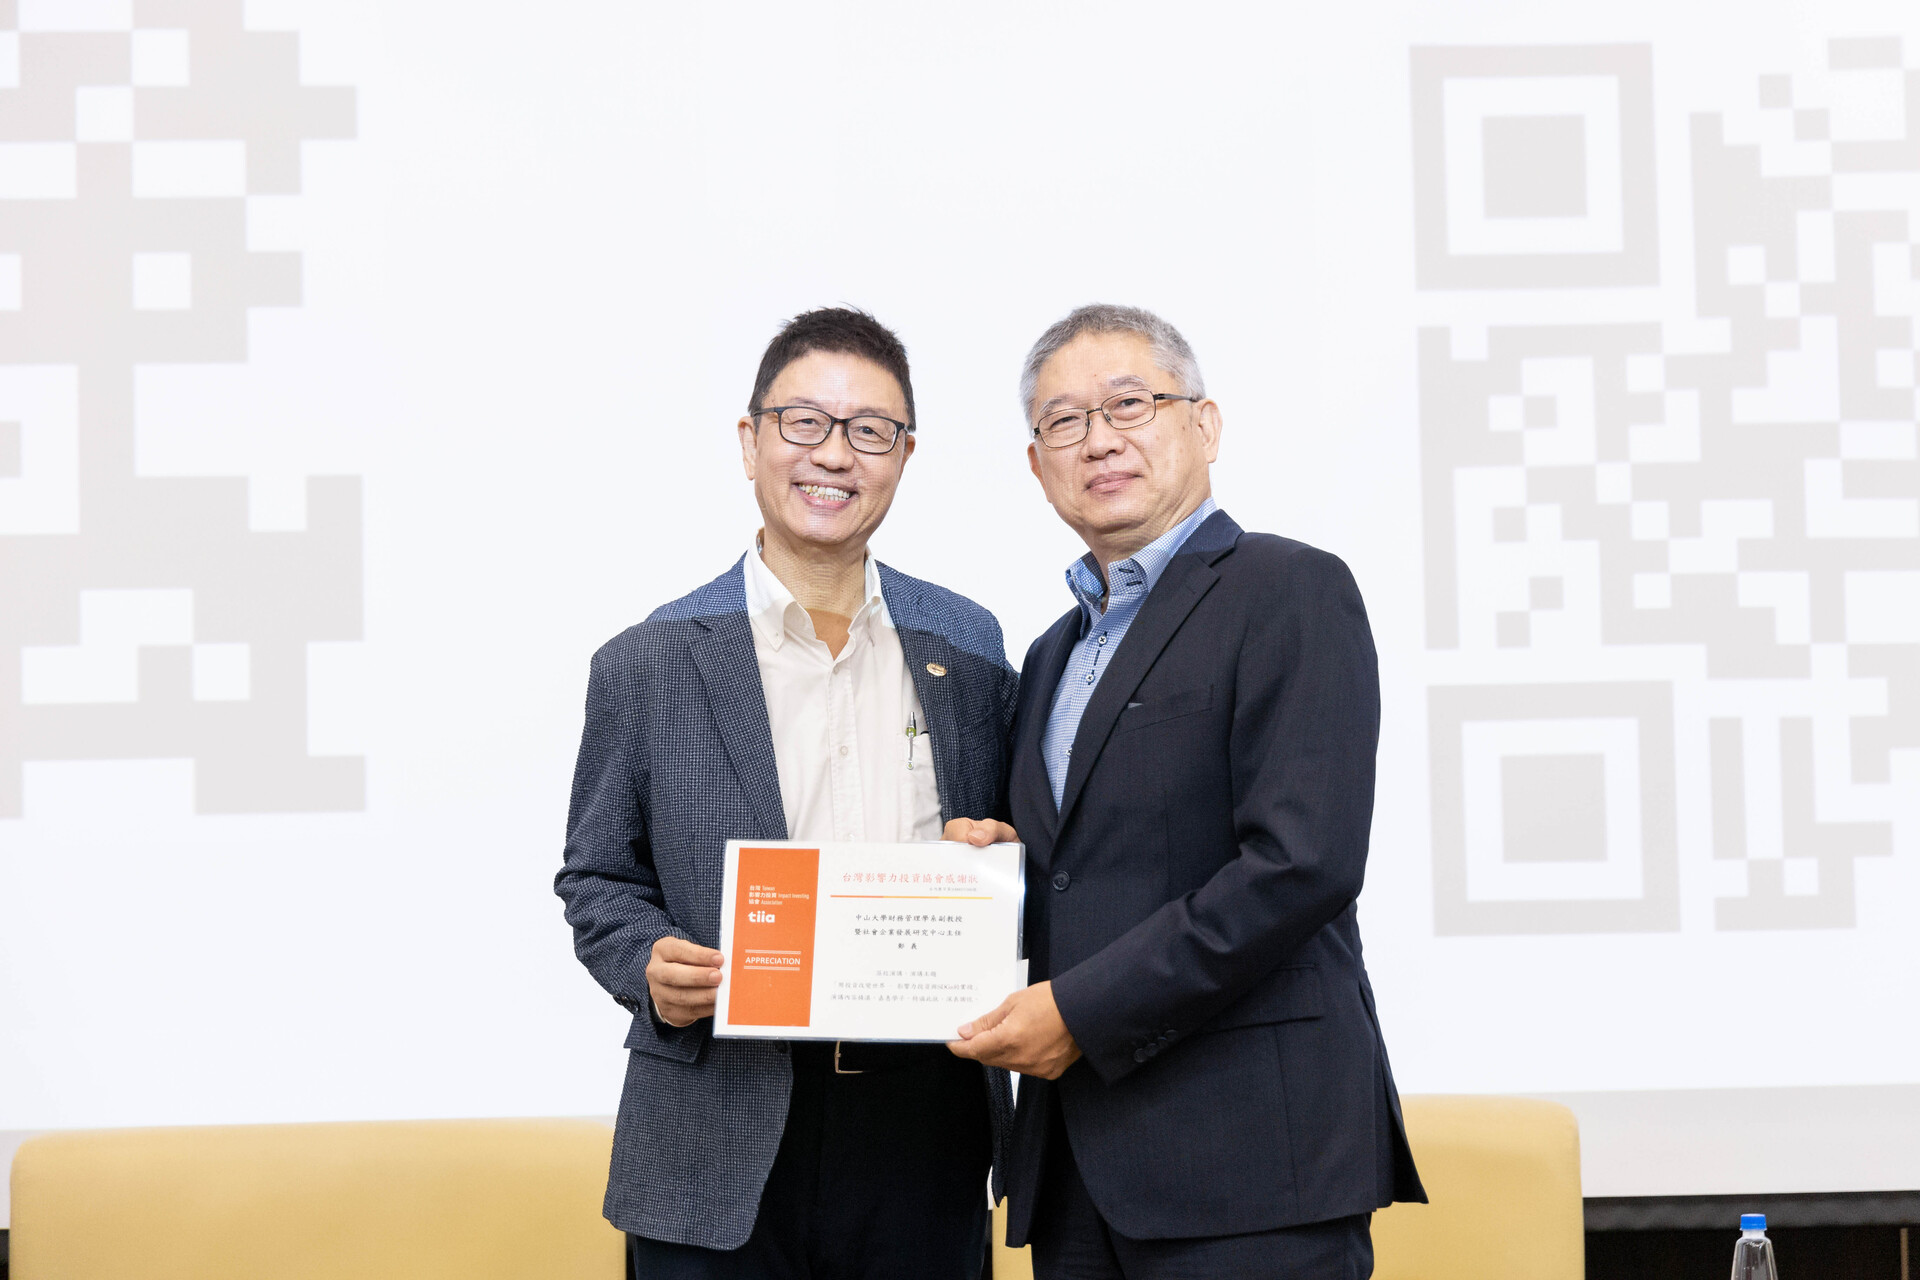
744,541,888,652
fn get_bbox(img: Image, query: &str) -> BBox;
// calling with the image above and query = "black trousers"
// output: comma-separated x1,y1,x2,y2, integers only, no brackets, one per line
627,1042,991,1280
1028,1106,1373,1280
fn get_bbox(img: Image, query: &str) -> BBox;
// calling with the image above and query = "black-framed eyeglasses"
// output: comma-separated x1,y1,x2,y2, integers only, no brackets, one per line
1030,390,1200,450
755,405,914,455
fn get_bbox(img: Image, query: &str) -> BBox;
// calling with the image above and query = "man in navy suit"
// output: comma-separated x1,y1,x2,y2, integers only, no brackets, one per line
948,304,1425,1278
557,308,1015,1278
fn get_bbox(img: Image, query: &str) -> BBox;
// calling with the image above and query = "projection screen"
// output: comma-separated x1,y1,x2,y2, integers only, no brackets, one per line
4,0,1919,1221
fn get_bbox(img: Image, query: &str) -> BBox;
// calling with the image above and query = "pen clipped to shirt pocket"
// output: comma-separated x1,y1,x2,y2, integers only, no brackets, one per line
904,724,943,832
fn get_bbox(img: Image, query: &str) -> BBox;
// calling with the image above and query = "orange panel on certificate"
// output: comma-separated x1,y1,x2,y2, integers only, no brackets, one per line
727,845,820,1027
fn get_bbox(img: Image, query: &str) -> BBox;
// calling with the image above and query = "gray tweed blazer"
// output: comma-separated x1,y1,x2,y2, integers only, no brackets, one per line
555,556,1020,1248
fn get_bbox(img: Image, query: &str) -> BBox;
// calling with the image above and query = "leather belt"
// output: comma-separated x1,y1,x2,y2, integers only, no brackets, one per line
791,1040,943,1076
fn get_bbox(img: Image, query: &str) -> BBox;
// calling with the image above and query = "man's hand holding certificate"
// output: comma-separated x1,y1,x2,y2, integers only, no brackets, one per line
713,839,1027,1042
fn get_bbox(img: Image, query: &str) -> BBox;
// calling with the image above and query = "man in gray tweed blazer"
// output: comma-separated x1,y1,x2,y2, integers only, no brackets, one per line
556,308,1017,1278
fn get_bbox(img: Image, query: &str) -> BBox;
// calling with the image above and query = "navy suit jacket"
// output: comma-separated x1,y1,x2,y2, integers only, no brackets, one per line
1003,511,1426,1244
556,557,1018,1249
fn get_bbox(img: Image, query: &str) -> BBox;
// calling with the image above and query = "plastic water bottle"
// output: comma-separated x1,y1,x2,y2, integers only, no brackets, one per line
1731,1213,1778,1280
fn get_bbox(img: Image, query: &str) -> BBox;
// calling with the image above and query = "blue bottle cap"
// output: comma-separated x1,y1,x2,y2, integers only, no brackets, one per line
1741,1213,1767,1230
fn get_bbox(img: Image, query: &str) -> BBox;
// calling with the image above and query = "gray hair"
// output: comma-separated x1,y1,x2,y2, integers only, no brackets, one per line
1018,303,1206,420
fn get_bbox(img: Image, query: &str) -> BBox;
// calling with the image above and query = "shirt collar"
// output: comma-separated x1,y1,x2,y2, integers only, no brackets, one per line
1064,497,1219,621
744,540,888,651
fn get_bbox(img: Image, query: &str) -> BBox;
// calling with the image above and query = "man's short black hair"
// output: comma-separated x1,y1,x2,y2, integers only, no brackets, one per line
748,307,916,427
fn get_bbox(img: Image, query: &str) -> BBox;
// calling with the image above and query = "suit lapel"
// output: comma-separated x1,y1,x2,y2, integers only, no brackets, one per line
689,612,788,841
1014,612,1078,858
897,628,959,823
1053,551,1222,838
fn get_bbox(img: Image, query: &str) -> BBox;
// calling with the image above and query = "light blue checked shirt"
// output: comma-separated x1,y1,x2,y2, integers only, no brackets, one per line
1043,498,1219,807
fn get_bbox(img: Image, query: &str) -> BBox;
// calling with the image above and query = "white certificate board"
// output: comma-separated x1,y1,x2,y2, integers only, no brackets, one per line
713,840,1026,1042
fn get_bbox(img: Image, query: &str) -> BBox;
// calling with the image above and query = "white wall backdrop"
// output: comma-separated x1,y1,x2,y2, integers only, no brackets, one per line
4,0,1919,1212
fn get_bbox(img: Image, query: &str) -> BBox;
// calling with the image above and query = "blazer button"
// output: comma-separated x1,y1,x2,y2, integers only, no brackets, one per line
1133,1047,1150,1064
1051,871,1071,891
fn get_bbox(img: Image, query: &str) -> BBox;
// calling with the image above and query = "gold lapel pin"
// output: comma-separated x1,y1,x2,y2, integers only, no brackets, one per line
926,662,948,677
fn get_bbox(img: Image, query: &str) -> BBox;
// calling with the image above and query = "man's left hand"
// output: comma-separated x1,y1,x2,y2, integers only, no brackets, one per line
948,980,1083,1079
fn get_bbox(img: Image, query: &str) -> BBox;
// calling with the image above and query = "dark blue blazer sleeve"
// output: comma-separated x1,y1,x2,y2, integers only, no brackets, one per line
1050,546,1381,1084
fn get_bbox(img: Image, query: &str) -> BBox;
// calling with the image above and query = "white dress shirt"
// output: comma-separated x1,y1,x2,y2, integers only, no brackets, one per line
743,545,943,844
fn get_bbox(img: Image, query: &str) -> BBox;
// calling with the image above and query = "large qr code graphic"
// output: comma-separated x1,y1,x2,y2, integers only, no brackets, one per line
0,0,361,815
1414,40,1919,933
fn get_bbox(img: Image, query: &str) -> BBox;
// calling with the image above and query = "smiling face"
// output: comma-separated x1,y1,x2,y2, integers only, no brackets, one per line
738,348,915,562
1026,330,1221,566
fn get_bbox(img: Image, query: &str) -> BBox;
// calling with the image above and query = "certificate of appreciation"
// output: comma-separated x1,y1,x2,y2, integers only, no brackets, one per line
713,840,1026,1042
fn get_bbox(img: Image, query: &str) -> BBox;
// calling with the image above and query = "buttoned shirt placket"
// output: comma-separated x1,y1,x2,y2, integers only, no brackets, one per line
743,547,943,847
1067,561,1145,728
824,606,872,842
